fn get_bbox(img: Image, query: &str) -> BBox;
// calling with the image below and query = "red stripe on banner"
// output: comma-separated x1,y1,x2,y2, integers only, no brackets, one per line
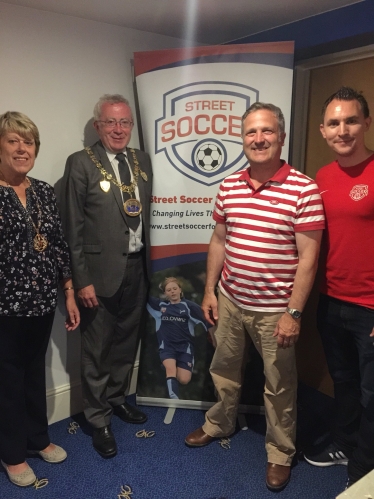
151,244,209,260
134,41,294,77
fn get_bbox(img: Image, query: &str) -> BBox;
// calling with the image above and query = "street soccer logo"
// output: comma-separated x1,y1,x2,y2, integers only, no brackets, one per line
196,142,223,172
350,184,368,201
155,81,259,186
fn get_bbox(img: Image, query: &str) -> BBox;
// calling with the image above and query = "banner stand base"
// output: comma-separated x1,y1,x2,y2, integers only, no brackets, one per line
137,396,265,415
164,407,176,424
237,413,248,430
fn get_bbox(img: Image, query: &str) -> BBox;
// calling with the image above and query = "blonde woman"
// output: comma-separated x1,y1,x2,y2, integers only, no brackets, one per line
0,112,80,487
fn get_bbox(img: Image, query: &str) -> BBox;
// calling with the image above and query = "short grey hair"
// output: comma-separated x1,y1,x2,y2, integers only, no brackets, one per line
93,94,132,121
241,102,285,136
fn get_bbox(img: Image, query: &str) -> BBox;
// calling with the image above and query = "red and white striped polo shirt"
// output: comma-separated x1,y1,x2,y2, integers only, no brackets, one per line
213,162,325,312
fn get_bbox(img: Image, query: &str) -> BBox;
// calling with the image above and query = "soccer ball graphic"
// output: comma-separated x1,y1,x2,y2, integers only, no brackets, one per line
196,143,223,172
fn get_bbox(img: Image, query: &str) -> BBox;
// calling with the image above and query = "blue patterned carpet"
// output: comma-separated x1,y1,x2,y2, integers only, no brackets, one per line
0,386,347,498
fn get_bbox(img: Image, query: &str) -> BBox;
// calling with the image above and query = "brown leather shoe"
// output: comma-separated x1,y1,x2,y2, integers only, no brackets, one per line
185,427,215,447
266,463,291,491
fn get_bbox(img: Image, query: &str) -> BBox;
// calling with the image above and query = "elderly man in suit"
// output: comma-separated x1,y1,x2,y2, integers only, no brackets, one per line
59,94,152,458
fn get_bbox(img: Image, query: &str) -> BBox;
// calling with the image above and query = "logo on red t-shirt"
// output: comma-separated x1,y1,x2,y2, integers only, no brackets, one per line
350,184,368,201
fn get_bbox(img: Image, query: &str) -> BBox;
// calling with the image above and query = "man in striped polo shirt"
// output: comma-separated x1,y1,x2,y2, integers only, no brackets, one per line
185,102,325,491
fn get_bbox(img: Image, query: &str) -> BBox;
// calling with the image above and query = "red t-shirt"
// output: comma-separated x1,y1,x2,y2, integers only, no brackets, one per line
316,154,374,308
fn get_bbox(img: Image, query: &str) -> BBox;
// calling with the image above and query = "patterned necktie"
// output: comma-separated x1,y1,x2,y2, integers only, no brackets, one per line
115,153,140,231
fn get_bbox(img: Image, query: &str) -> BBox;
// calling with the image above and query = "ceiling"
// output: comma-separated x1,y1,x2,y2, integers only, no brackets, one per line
2,0,364,45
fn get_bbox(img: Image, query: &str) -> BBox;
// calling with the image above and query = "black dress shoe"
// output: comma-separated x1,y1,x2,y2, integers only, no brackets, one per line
113,402,147,424
92,425,117,458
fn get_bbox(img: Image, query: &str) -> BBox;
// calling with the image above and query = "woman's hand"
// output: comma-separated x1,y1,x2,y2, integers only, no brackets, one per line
65,293,80,331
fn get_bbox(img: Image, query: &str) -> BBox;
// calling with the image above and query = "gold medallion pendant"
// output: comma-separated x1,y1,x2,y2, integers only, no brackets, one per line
100,180,111,192
33,233,48,252
123,198,142,216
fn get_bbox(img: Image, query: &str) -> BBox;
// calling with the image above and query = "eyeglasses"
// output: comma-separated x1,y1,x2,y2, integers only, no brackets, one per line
98,119,134,129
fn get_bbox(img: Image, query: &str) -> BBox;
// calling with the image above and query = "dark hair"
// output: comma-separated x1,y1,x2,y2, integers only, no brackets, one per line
321,86,370,120
241,102,285,136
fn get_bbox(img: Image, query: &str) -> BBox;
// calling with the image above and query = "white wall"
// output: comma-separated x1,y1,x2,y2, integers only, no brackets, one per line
0,2,188,422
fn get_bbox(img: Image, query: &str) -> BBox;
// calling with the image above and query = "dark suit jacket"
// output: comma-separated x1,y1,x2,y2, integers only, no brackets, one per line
59,141,152,297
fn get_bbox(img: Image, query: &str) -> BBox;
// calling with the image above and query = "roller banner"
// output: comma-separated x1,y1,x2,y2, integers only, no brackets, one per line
134,42,294,408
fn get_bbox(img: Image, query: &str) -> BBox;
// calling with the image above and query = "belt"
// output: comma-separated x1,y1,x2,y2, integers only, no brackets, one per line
127,248,145,259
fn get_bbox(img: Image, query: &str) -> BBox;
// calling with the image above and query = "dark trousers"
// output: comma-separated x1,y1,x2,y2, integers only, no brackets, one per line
80,253,148,428
317,294,374,482
0,313,55,464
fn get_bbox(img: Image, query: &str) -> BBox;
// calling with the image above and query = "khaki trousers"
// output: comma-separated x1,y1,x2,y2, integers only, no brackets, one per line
203,291,297,466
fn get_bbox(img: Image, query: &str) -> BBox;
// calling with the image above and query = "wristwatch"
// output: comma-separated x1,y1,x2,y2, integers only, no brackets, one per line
286,307,302,319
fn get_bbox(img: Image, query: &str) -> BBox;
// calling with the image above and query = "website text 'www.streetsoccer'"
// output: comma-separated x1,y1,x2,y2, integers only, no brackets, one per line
151,223,216,230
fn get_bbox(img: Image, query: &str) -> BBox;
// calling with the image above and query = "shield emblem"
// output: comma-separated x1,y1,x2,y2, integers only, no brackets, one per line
155,81,259,186
350,184,368,201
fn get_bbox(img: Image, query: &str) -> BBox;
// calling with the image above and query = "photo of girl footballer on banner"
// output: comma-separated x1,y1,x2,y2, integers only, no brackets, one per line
137,262,217,403
147,276,214,400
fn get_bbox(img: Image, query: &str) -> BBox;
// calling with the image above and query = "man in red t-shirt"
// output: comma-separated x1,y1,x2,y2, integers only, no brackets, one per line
304,87,374,489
